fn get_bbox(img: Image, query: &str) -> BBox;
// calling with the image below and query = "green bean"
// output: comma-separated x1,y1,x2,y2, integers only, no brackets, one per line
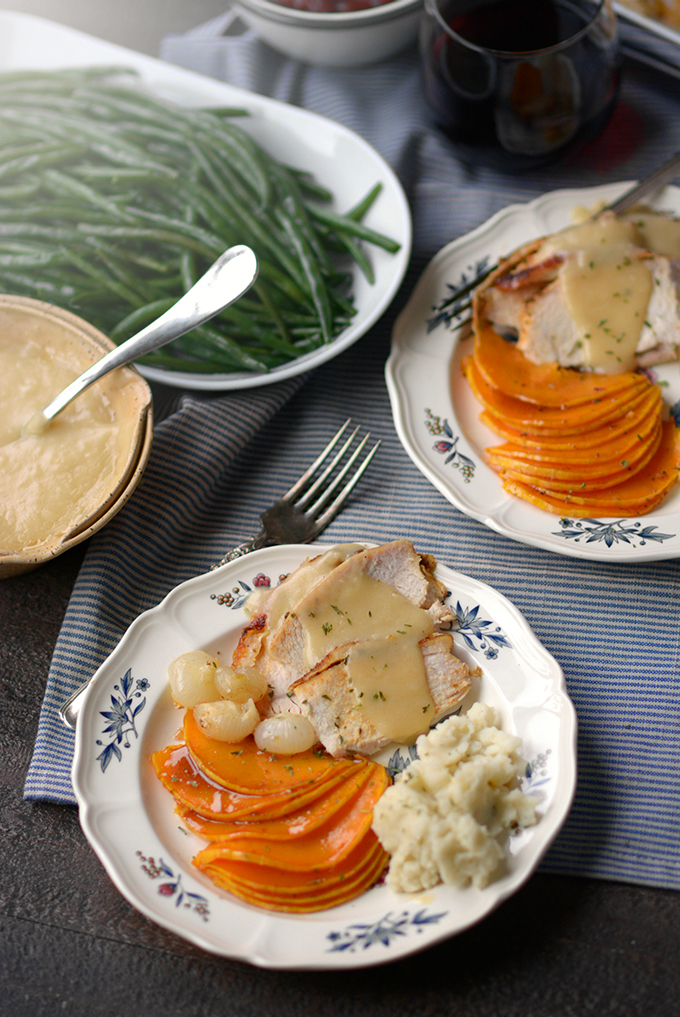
185,140,308,289
289,169,334,203
335,233,375,284
83,238,151,301
189,123,270,208
110,298,176,340
269,160,333,273
172,326,267,371
0,250,62,266
0,144,84,180
0,268,74,296
306,202,401,253
43,168,136,222
0,178,41,199
70,164,160,180
275,206,333,344
347,182,383,222
76,223,217,258
60,247,141,307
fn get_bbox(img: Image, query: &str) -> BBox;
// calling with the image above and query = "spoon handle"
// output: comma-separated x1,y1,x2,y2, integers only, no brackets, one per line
37,244,258,426
606,149,680,215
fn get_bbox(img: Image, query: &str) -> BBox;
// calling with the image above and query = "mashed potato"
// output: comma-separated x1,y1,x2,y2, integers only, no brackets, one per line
371,702,539,892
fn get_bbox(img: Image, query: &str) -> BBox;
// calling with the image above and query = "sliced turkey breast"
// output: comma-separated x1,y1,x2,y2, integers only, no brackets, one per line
293,632,471,758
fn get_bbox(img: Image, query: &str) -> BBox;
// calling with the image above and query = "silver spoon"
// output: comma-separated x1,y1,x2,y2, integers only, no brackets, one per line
23,243,258,436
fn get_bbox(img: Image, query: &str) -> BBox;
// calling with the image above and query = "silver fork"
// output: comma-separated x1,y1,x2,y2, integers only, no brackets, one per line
211,419,380,568
58,419,379,730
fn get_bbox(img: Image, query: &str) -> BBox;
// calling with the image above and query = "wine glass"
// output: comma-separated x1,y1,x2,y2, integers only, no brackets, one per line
420,0,621,171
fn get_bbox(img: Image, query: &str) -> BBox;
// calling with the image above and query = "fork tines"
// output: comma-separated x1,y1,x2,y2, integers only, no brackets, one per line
284,419,380,528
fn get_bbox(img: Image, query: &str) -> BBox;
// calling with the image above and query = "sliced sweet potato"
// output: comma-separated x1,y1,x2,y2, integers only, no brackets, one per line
201,829,384,894
479,391,661,448
193,762,390,872
177,764,374,841
496,424,662,492
502,479,666,517
479,385,662,448
489,420,662,485
500,419,680,515
183,709,350,794
151,744,355,822
220,846,389,913
194,832,389,913
472,317,646,407
485,396,661,465
463,355,650,435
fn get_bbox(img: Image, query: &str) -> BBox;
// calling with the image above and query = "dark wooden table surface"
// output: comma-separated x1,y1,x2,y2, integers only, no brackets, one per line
2,544,680,1017
1,4,680,1014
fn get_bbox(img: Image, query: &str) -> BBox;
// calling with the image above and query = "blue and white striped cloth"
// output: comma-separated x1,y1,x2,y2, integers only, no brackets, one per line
25,16,680,891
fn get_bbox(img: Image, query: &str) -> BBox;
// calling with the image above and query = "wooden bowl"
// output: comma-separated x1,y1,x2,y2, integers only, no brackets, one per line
0,295,152,579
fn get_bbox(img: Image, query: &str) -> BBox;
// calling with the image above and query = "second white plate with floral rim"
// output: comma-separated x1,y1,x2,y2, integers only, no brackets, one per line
72,542,576,970
385,182,680,562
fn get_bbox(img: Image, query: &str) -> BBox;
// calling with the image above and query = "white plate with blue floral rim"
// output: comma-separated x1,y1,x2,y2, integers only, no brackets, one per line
72,542,576,970
0,11,411,391
386,182,680,562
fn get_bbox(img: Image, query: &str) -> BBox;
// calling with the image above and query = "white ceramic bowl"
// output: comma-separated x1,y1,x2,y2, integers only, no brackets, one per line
232,0,424,66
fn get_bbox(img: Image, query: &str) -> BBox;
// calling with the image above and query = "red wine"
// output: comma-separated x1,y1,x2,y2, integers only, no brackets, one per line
421,0,621,170
450,0,576,52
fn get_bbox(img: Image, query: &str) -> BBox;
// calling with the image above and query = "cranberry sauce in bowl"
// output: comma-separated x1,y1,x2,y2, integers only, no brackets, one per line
273,0,398,9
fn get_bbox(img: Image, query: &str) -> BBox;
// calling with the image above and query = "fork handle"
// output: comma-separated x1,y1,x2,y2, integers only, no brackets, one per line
209,530,270,571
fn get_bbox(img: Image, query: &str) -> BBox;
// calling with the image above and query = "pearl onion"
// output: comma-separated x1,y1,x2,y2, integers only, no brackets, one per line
254,714,317,755
193,698,260,742
214,664,268,704
167,650,221,708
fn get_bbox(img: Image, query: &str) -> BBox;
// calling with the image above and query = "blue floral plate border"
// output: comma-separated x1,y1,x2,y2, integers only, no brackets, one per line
72,543,576,970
